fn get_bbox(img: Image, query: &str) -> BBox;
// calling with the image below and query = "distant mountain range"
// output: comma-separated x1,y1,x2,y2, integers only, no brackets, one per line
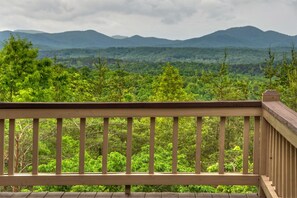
0,26,296,49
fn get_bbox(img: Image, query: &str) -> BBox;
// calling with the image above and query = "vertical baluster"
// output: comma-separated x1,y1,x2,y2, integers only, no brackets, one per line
280,136,285,197
259,118,268,176
289,144,293,198
79,118,86,174
219,117,226,174
274,129,278,187
243,116,249,174
271,128,275,185
125,117,133,195
126,118,132,174
149,117,155,174
282,137,287,197
8,119,15,175
292,146,297,197
56,118,62,174
268,125,273,178
275,131,281,195
266,124,270,176
286,140,290,198
195,117,202,174
172,117,178,174
32,119,39,175
102,118,109,174
253,116,260,174
0,119,4,175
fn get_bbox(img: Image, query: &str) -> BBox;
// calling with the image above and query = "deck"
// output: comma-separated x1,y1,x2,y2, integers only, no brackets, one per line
0,192,259,198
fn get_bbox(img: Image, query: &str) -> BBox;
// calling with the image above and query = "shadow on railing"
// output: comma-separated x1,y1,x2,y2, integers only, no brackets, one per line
0,91,295,198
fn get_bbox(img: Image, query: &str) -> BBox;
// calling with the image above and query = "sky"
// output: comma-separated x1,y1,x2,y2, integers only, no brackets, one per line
1,0,297,40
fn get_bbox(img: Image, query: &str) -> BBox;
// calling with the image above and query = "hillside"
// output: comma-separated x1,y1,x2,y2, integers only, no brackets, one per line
0,26,296,49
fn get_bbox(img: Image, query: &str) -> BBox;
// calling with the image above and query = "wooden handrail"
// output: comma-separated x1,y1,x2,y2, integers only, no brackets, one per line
0,101,262,109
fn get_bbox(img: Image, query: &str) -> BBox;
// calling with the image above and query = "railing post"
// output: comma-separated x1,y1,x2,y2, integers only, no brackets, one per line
262,90,280,102
259,90,280,197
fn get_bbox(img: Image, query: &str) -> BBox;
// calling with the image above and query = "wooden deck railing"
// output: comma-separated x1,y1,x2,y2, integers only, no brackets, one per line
0,91,296,198
260,91,297,198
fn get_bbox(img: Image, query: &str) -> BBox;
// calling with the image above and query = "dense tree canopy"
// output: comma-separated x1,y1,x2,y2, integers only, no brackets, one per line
0,35,296,193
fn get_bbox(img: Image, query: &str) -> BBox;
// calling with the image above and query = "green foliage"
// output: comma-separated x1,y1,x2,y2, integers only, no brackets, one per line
151,63,191,101
263,48,278,89
0,35,38,101
2,36,297,193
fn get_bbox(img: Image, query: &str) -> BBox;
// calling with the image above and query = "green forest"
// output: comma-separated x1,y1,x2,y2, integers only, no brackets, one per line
0,35,297,193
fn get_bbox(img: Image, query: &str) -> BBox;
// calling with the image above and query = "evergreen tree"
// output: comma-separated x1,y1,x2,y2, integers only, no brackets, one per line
151,63,189,101
0,35,38,101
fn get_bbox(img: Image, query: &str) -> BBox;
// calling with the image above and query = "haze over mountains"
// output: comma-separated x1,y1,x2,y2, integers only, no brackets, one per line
0,26,296,50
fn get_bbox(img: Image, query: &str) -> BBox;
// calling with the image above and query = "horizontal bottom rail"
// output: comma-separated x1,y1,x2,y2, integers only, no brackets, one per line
260,176,279,198
0,173,259,186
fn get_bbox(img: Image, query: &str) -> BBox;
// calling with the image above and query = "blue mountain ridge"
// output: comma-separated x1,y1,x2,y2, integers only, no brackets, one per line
0,26,296,49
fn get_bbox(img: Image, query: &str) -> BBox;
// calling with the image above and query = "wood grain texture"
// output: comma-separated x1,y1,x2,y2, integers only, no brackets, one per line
0,119,4,175
172,117,178,174
102,118,109,174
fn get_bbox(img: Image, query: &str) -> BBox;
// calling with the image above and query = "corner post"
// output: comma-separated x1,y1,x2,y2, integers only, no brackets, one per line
259,90,280,197
262,90,280,102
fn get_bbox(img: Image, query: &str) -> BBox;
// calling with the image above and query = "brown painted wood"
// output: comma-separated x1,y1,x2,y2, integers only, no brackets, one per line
195,193,212,197
0,192,13,197
259,118,268,176
292,147,296,198
95,192,113,198
275,132,281,194
262,102,297,148
271,128,275,186
78,192,97,198
172,117,178,174
286,140,290,198
253,116,260,174
267,125,272,179
0,173,259,186
0,193,260,198
0,119,4,175
268,127,272,183
149,117,155,174
102,118,109,174
63,192,80,197
45,192,64,197
229,194,248,198
211,193,229,198
195,117,202,174
243,116,250,174
27,192,48,197
11,192,31,197
126,118,132,174
56,118,62,174
80,118,86,174
144,192,161,198
32,118,39,175
161,192,178,198
260,175,279,198
8,119,15,175
0,101,262,109
219,117,226,174
0,107,262,119
178,193,195,197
